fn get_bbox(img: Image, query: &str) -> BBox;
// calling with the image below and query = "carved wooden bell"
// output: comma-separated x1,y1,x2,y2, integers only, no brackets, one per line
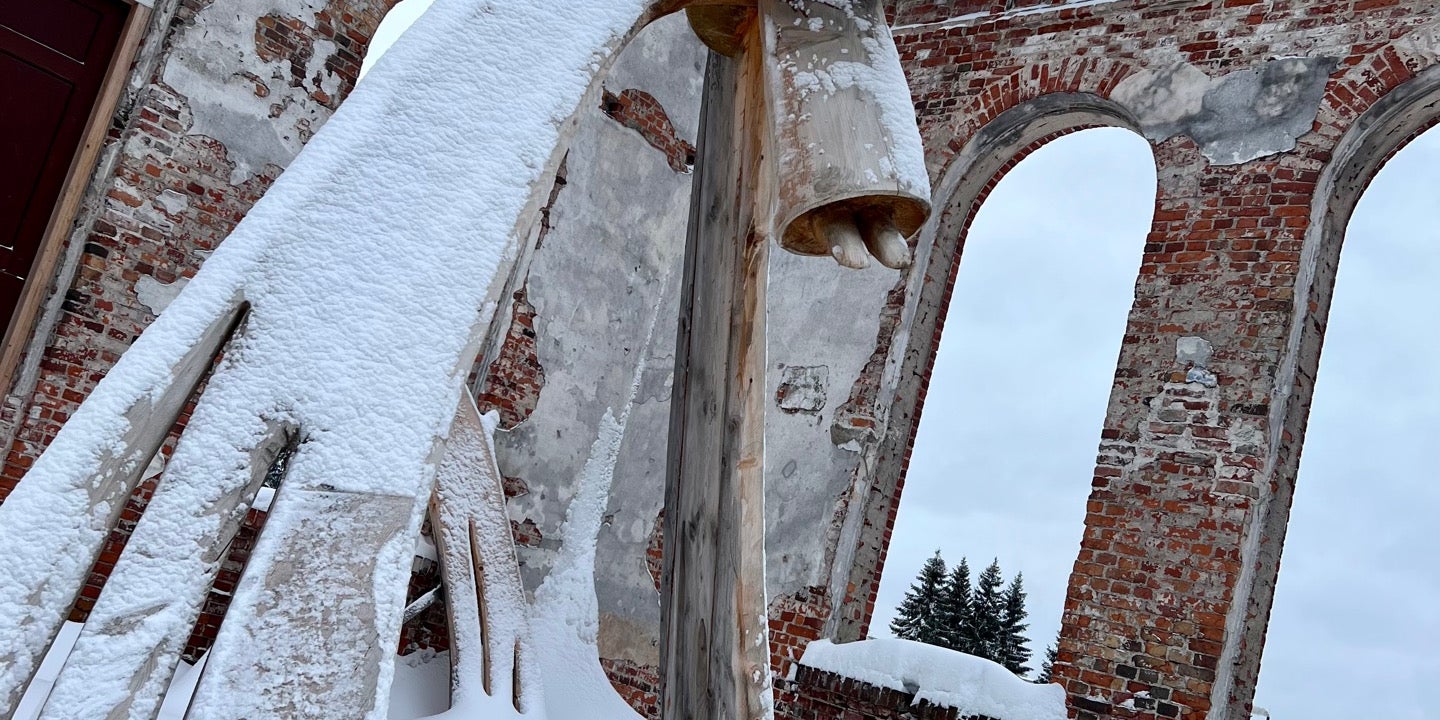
688,0,932,269
759,0,930,268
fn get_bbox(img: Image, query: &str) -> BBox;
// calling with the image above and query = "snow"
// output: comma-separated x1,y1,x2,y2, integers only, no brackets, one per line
422,398,544,718
0,0,660,716
388,651,452,719
798,638,1068,720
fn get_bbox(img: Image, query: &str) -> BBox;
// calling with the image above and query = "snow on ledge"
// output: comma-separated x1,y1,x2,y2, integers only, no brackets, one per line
797,639,1067,720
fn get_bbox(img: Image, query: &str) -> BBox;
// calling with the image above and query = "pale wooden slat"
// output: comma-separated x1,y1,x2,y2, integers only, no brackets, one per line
184,488,415,719
430,388,533,712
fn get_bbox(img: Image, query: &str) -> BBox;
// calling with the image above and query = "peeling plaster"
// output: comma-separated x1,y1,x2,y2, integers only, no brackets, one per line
775,365,829,414
1114,55,1334,165
162,0,345,184
1395,20,1440,65
1177,336,1217,387
135,275,189,316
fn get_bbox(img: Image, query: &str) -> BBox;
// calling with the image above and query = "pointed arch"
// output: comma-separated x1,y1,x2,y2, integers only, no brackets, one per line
835,92,1155,644
1218,64,1440,716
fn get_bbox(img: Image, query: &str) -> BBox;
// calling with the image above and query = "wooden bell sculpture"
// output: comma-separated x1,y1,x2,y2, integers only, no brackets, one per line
688,0,931,269
759,0,931,269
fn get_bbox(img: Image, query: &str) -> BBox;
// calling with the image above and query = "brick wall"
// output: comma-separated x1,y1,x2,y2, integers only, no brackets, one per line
845,1,1440,718
8,1,1440,717
776,664,1003,720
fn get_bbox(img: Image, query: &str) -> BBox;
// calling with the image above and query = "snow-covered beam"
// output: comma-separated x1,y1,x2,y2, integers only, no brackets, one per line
428,391,540,716
0,298,246,717
0,1,930,717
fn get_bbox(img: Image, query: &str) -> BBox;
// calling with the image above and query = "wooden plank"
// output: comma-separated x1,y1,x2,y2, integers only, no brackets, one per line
37,420,297,720
183,488,415,719
0,300,245,718
430,388,533,712
659,23,774,720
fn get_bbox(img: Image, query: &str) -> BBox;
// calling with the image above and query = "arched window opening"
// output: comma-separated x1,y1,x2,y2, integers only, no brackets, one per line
1254,126,1440,720
872,127,1156,679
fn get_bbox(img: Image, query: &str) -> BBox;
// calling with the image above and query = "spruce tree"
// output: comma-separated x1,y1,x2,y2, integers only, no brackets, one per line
997,572,1032,675
936,557,973,653
890,550,947,645
969,559,1006,663
1036,635,1059,684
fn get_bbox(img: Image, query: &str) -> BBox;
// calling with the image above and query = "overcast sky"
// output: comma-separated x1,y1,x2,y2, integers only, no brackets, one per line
366,6,1436,718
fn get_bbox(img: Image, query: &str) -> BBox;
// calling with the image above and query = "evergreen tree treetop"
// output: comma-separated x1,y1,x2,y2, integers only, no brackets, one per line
937,557,973,654
888,553,1038,680
998,572,1032,675
890,550,948,645
969,558,1006,663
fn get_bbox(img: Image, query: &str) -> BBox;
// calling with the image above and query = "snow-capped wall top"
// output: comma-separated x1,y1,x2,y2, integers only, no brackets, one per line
798,638,1068,720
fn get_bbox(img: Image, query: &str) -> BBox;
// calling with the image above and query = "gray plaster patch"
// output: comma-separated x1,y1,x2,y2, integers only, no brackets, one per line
1176,336,1212,368
776,365,829,414
162,0,341,184
1114,56,1335,165
154,189,189,215
1395,21,1440,65
1177,336,1217,387
135,275,188,316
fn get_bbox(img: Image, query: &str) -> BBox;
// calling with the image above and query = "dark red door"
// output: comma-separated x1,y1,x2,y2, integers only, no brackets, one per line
1,0,128,325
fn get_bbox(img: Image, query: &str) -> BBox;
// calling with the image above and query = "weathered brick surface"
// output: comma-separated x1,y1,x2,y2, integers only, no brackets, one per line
776,664,1004,720
475,288,546,430
601,88,698,173
837,2,1440,718
603,657,663,718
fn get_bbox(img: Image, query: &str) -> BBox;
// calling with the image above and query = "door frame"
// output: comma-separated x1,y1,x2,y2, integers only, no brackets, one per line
0,0,153,396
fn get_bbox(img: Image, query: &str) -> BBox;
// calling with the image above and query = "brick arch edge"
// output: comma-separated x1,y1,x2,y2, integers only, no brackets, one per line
828,92,1154,654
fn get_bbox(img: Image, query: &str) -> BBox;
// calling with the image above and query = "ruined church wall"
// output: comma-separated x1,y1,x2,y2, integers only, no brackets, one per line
0,0,397,500
9,1,1440,719
849,2,1440,719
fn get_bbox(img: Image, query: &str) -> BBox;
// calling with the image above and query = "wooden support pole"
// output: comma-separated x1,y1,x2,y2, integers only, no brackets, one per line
659,19,774,720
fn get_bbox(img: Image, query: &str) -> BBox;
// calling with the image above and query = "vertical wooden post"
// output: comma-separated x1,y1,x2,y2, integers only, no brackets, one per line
659,19,774,720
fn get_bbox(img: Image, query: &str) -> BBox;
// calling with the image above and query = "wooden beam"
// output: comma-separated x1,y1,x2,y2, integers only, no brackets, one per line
430,388,533,712
659,26,774,720
0,299,245,718
0,2,154,397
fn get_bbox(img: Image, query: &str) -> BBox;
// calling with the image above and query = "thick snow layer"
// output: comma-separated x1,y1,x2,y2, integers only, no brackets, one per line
389,651,452,719
0,0,660,716
798,639,1067,720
